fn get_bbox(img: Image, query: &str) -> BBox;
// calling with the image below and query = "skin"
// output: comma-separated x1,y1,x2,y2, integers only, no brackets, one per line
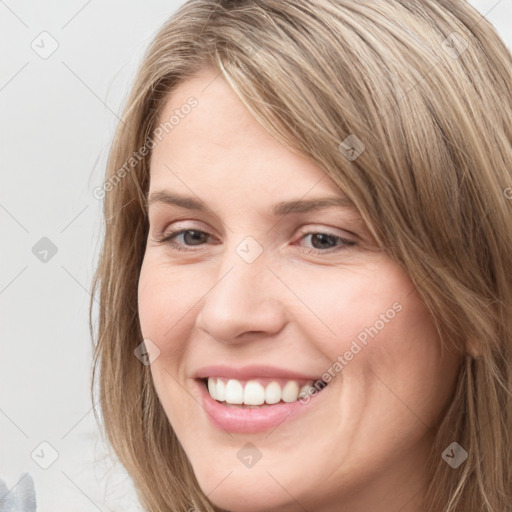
137,67,462,512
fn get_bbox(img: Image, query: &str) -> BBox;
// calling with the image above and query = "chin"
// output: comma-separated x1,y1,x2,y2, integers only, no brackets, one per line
189,460,308,512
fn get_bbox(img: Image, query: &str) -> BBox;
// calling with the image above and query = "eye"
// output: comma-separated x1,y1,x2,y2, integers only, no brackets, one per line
293,231,356,254
154,228,356,254
154,229,212,251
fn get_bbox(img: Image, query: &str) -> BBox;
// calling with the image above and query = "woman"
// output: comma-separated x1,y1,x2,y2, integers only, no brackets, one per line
90,1,512,511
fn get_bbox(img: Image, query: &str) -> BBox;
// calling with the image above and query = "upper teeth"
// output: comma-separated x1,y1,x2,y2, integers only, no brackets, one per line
207,377,318,405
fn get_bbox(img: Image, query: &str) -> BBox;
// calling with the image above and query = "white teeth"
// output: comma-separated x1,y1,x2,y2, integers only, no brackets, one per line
265,381,282,404
244,381,265,405
298,384,312,400
225,379,244,404
281,381,299,402
207,378,217,400
216,379,226,402
206,377,321,405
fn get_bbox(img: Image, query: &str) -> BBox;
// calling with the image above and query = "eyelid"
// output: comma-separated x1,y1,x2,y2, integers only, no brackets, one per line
294,224,357,240
157,219,214,236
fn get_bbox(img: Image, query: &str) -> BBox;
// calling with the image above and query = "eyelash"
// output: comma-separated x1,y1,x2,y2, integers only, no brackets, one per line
154,228,356,254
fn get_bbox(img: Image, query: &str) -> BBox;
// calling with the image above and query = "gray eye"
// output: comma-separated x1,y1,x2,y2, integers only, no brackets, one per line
179,230,208,246
306,233,339,249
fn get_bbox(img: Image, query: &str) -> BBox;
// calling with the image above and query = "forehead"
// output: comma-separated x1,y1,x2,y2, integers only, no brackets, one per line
149,68,344,198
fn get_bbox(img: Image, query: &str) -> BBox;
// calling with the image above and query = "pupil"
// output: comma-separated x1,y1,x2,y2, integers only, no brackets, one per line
312,233,336,249
185,230,206,245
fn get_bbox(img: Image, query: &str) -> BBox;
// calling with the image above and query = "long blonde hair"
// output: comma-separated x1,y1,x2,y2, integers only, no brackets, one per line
89,1,512,510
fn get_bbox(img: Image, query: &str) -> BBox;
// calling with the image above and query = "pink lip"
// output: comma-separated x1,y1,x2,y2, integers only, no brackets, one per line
195,376,329,434
193,364,323,381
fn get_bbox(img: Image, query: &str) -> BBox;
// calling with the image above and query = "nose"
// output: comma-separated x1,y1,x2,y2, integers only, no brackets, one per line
195,246,288,343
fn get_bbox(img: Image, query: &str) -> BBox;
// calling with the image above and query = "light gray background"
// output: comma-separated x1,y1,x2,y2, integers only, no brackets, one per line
1,1,511,510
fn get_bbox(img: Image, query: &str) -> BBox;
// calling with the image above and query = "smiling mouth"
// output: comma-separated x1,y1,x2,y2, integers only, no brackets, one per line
200,377,329,407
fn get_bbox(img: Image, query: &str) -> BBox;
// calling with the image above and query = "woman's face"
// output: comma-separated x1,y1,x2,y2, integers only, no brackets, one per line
138,67,462,512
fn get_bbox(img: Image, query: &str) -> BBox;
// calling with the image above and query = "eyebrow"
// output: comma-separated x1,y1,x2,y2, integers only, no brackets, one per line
146,190,354,217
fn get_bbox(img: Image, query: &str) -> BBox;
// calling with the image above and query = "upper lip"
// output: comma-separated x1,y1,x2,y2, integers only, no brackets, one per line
193,364,324,382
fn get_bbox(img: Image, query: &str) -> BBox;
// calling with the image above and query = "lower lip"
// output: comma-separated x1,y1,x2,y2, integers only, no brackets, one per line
196,379,329,433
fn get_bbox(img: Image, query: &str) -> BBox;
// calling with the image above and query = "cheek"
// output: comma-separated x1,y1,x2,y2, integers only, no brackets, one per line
287,261,457,419
137,258,201,423
137,258,200,347
278,262,412,361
